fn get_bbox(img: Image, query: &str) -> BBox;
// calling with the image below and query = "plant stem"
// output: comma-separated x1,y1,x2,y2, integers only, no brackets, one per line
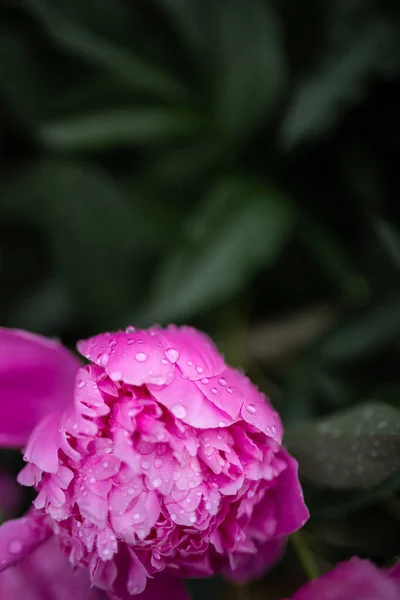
291,531,319,581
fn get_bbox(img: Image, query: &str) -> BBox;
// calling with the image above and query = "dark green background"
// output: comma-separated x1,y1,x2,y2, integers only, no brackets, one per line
1,1,400,597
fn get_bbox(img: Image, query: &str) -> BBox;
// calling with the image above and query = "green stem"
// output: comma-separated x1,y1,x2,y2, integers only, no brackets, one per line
291,531,319,581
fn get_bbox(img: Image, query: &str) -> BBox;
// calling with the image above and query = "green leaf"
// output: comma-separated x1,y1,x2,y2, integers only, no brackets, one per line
286,401,400,490
373,217,400,271
27,0,186,101
318,293,400,363
213,0,286,139
136,177,294,323
281,13,400,147
38,108,203,152
2,160,145,328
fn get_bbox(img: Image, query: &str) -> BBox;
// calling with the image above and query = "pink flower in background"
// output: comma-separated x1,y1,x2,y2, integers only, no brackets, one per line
288,558,400,600
0,326,308,598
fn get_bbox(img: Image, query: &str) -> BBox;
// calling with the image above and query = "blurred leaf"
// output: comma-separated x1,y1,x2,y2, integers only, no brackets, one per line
307,509,400,561
2,160,146,328
318,293,400,363
214,0,286,139
38,108,204,152
281,11,400,147
287,401,400,489
373,217,400,271
301,218,368,305
27,0,186,100
155,0,208,59
137,177,294,323
312,471,400,518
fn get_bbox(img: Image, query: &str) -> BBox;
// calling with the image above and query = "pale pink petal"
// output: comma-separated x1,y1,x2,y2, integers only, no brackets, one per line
150,371,234,429
161,326,225,380
77,330,174,386
272,449,309,537
0,328,80,447
0,512,51,571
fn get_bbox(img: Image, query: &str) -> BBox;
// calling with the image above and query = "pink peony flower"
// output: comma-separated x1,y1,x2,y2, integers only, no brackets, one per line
288,558,400,600
0,326,308,598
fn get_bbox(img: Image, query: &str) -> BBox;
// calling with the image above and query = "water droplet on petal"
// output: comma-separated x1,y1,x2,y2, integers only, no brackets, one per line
218,421,225,428
152,477,162,488
142,461,150,470
226,387,233,394
77,379,86,389
171,405,187,419
126,338,134,345
135,352,147,362
211,387,218,394
9,540,22,554
200,378,209,385
189,515,196,523
125,326,135,333
218,377,227,386
99,353,109,367
246,404,257,414
161,358,168,365
154,458,163,469
196,366,204,373
110,371,122,381
165,348,179,363
133,513,141,520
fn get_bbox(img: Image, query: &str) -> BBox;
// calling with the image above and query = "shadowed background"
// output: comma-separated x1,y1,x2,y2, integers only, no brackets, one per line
1,1,400,598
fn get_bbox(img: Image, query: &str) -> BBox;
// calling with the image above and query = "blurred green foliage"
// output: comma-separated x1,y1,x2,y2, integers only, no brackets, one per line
2,0,400,597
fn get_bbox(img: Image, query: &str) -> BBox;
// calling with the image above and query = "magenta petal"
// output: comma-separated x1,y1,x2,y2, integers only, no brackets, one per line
0,513,51,571
0,536,105,600
273,449,309,537
139,575,191,600
225,538,286,583
291,558,400,600
0,328,80,448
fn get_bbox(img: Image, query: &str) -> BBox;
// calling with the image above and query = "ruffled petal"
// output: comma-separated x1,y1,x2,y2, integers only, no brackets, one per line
0,328,80,448
77,330,174,386
0,512,51,571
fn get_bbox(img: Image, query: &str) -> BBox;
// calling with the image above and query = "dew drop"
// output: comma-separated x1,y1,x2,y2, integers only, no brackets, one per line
128,488,135,496
142,461,150,470
125,326,135,333
161,358,168,365
98,353,109,367
110,371,122,381
218,421,225,428
133,513,141,520
9,540,22,554
200,378,209,385
196,366,204,374
126,338,134,345
165,348,179,363
135,352,147,362
171,405,187,419
170,513,177,521
211,387,218,394
226,387,233,394
109,339,117,348
152,477,162,488
188,361,193,367
218,377,227,386
205,502,212,510
154,458,163,469
89,477,96,484
189,515,196,523
246,404,257,414
103,461,109,468
77,379,86,389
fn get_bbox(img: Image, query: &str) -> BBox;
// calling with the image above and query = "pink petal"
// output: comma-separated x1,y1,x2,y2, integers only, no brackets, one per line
291,558,400,600
0,328,80,448
22,411,64,474
161,326,226,380
272,449,309,537
77,330,174,386
0,512,51,571
0,536,105,599
225,538,286,583
150,371,233,429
